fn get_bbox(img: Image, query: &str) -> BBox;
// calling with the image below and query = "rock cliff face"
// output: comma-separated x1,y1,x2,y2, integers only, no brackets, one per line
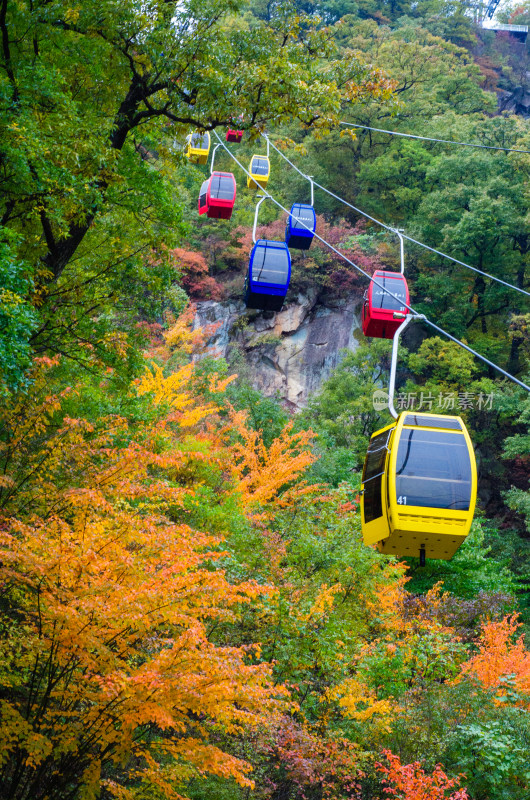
193,291,363,409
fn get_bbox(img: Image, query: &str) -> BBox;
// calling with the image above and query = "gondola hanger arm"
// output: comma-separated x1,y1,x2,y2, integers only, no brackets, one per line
388,314,425,419
210,143,221,174
252,194,268,244
397,229,405,275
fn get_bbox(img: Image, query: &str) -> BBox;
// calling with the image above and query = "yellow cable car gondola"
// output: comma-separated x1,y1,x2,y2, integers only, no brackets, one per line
185,132,211,165
361,412,477,561
247,155,270,190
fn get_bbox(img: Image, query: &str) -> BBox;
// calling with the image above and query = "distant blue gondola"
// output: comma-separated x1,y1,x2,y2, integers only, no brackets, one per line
245,239,291,312
285,203,316,250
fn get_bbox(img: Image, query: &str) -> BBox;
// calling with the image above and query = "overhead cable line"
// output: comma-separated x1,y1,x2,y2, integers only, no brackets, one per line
262,133,530,300
338,121,530,154
213,131,530,393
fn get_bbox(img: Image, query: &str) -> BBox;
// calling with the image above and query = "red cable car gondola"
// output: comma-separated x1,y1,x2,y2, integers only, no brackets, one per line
226,129,243,143
198,172,237,220
362,271,410,339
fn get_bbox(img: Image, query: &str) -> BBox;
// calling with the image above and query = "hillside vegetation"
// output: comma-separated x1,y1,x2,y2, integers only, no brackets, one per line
0,0,529,798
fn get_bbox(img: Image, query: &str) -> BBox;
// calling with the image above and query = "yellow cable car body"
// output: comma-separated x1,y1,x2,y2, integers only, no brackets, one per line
185,132,211,165
361,412,477,560
247,155,270,190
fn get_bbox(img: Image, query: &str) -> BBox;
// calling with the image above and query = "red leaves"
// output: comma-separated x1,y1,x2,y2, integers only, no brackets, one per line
260,717,362,800
168,247,225,300
377,751,469,800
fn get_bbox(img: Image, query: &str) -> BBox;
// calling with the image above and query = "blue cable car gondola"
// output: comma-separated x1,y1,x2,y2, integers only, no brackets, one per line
244,197,291,311
285,203,316,250
245,240,291,311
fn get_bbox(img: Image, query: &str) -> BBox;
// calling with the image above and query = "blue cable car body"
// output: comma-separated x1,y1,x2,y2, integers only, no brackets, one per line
285,203,316,250
245,240,291,312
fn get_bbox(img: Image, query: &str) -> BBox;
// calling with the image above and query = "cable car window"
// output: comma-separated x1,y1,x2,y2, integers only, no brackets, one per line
190,133,209,148
395,430,472,510
251,244,289,284
199,180,209,211
251,157,269,175
403,415,462,431
363,430,391,522
291,206,315,230
210,175,234,200
372,275,407,312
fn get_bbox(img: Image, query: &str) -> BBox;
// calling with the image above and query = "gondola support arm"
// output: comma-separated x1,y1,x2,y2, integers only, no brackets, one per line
388,313,425,419
252,194,268,244
210,143,221,174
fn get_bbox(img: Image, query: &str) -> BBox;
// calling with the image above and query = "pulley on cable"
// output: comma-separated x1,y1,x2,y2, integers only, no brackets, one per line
360,313,477,564
198,144,237,220
184,132,211,165
362,232,410,339
245,195,291,311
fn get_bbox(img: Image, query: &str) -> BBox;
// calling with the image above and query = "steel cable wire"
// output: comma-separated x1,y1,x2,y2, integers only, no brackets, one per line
213,130,530,393
261,133,530,300
338,121,530,154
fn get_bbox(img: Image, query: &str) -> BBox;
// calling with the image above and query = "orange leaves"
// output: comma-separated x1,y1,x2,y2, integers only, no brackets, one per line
167,246,224,301
457,614,530,704
0,352,293,799
377,751,469,800
229,416,315,513
302,583,344,624
364,560,409,633
0,461,282,794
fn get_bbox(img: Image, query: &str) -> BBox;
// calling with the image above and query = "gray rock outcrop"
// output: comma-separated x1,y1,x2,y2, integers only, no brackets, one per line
193,291,363,410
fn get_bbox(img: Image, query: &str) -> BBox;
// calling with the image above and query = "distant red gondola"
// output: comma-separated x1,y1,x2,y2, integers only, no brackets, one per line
198,172,237,220
226,129,243,143
362,271,410,339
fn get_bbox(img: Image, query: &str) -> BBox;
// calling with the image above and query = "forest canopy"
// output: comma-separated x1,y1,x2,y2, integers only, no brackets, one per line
1,0,530,799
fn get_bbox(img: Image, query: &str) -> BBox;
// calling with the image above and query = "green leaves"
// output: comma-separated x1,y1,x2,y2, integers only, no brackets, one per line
0,227,38,395
447,715,530,799
300,339,392,474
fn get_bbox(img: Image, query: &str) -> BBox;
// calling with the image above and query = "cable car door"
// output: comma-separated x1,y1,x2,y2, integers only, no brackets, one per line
361,425,394,546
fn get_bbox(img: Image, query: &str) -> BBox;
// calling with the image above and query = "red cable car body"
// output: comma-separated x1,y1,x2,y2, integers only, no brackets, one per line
226,129,243,143
362,271,410,339
198,172,237,220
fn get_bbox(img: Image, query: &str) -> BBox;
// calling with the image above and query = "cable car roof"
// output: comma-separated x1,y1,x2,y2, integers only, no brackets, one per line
402,414,463,431
250,156,270,175
188,132,210,149
209,172,236,200
288,204,316,231
249,240,290,286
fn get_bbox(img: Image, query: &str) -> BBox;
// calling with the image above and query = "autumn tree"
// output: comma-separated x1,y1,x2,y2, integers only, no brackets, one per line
0,350,293,799
0,0,394,394
377,751,469,800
